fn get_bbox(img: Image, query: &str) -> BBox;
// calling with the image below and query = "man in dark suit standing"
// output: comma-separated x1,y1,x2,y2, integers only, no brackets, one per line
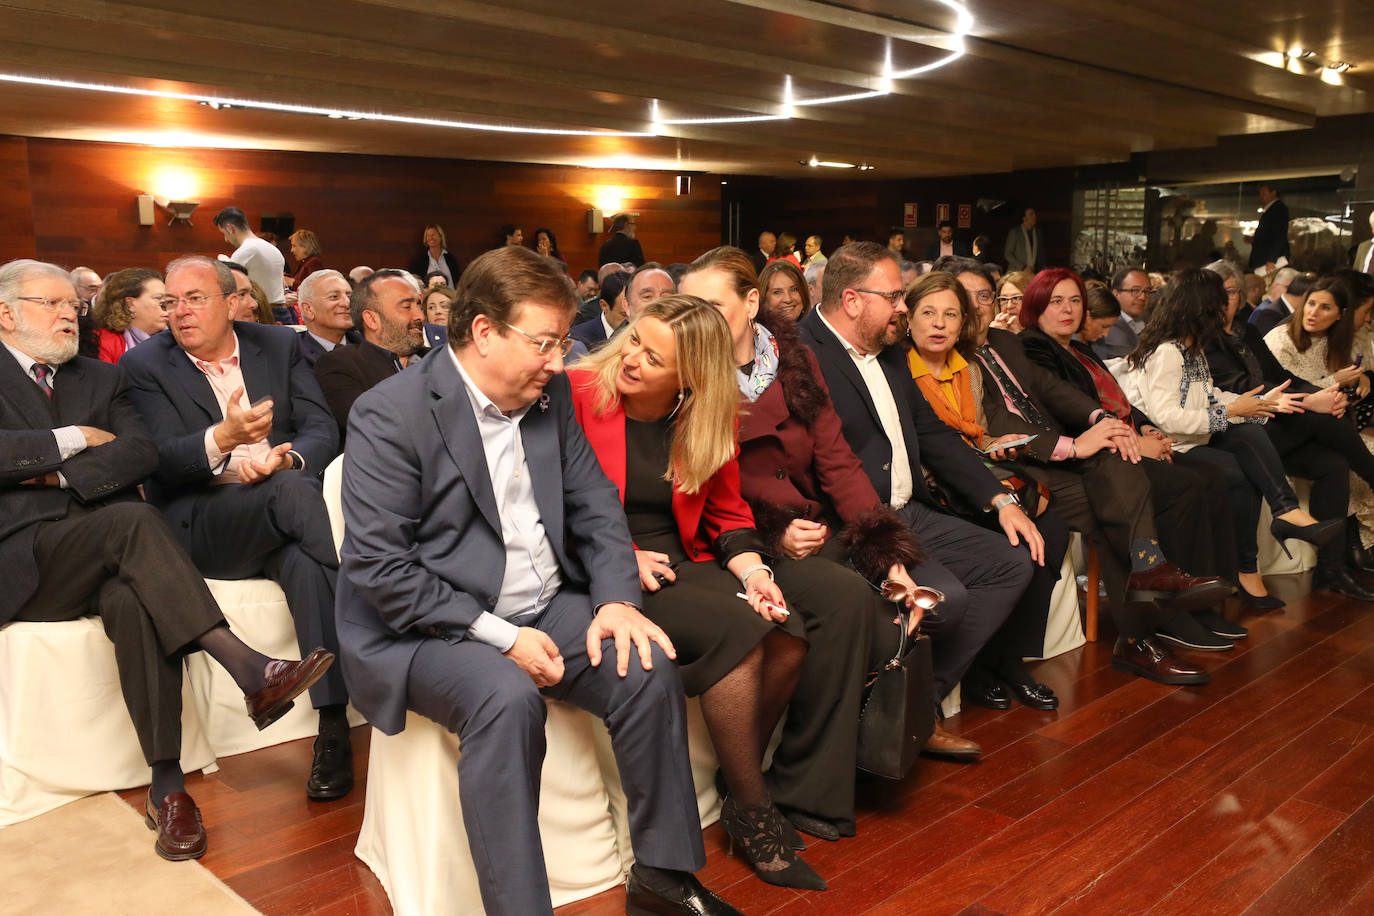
597,212,645,267
924,220,972,260
314,269,428,442
121,256,353,803
797,242,1037,756
1249,182,1291,273
296,269,362,367
0,259,331,859
337,247,739,916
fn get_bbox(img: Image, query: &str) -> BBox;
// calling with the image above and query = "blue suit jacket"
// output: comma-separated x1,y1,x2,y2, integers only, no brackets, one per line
1091,313,1140,361
119,323,339,527
297,328,362,368
336,349,639,735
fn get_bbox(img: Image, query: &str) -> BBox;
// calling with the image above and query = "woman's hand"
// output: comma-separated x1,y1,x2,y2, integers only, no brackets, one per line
1358,375,1371,400
1262,379,1304,414
1332,364,1364,387
635,550,675,592
1226,384,1277,419
990,311,1022,333
779,519,829,559
884,564,926,632
1137,429,1176,461
744,575,790,623
1073,418,1132,458
1301,383,1342,416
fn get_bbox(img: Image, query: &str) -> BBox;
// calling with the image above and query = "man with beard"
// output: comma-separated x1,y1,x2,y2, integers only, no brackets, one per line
0,258,332,859
797,241,1038,757
314,269,429,442
296,270,361,367
120,255,352,803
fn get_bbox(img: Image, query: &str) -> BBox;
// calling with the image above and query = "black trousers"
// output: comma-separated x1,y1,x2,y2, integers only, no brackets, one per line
1143,455,1238,580
896,501,1030,699
1266,411,1363,568
1184,424,1300,573
176,472,347,707
15,502,225,764
768,539,880,834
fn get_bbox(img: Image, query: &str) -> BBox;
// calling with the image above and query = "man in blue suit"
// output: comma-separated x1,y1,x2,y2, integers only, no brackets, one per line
121,255,353,802
337,247,739,916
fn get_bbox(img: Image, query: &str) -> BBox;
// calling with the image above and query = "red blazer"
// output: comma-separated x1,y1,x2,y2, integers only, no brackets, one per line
568,368,754,563
96,328,127,365
288,256,325,290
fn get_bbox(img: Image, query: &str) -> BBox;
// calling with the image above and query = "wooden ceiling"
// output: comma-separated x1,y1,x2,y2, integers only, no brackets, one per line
0,0,1370,177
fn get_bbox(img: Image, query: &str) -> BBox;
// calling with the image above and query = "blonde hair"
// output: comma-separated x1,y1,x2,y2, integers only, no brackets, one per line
572,294,739,494
290,229,322,258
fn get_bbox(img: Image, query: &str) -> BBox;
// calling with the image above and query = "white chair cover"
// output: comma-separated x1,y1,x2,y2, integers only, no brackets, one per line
0,618,215,827
1037,544,1087,660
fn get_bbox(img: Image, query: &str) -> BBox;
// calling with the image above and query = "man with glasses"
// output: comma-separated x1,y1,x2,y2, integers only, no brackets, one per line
296,269,361,367
336,246,740,916
1094,267,1154,361
0,258,333,860
120,255,354,803
798,242,1038,759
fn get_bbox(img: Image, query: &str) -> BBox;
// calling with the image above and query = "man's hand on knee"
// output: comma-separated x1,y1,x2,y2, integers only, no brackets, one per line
503,626,565,687
587,602,676,677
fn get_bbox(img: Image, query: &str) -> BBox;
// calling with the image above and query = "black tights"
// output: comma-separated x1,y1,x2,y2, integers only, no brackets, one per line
698,629,805,808
1184,424,1299,573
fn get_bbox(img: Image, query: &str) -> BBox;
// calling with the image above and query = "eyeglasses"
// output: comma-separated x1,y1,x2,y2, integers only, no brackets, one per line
1118,287,1154,297
966,290,995,304
17,296,88,316
854,288,906,304
164,293,227,309
500,321,576,357
996,294,1024,306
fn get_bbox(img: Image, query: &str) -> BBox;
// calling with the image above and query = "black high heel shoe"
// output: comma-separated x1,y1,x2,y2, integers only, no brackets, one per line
1270,517,1344,559
720,797,827,890
1237,583,1285,609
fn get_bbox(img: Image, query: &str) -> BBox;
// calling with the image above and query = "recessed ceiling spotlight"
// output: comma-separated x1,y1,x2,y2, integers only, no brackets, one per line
800,158,857,169
1289,47,1312,58
1328,61,1352,71
858,164,876,171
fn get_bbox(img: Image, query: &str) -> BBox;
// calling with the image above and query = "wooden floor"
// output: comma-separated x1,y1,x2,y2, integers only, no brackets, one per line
120,572,1374,916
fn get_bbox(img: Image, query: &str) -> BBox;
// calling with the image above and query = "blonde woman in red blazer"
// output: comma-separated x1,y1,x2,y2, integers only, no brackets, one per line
570,295,849,891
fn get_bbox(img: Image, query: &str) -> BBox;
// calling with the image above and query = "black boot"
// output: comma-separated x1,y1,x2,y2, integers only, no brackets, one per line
1313,564,1374,602
1346,517,1374,573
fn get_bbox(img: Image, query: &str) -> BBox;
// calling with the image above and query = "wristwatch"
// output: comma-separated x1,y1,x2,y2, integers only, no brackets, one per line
988,492,1019,513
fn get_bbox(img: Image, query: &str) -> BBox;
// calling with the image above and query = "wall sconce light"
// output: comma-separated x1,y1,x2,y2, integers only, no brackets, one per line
676,175,691,196
587,207,604,233
152,196,200,225
136,193,155,227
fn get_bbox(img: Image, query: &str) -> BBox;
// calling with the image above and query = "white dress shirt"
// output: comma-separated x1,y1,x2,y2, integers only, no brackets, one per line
449,348,562,651
815,310,914,508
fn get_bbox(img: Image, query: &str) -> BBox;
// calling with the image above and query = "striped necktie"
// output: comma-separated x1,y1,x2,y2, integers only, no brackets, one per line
31,363,53,399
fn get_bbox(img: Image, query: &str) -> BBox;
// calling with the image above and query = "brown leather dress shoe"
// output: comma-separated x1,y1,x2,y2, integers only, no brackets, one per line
1126,562,1229,610
244,648,335,731
1111,635,1209,685
921,723,982,760
145,790,207,861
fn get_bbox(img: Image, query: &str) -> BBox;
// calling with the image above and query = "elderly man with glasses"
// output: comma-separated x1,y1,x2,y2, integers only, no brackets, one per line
119,255,354,803
1093,267,1155,361
0,258,333,860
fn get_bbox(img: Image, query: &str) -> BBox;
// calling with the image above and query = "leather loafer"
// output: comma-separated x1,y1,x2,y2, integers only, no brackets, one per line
781,807,841,842
962,679,1012,710
1313,568,1374,602
625,864,744,916
921,723,981,760
1111,635,1209,685
1127,562,1229,610
1003,679,1059,710
145,790,207,861
306,733,354,801
244,648,335,730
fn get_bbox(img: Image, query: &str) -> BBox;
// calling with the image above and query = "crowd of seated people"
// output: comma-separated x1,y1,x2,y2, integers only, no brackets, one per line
6,222,1374,916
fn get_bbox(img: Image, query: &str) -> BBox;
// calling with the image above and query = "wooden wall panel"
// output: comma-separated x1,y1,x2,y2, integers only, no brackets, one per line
0,136,38,259
12,137,722,280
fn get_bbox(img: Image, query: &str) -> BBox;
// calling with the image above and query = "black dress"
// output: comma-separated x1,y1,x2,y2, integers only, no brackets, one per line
626,416,804,697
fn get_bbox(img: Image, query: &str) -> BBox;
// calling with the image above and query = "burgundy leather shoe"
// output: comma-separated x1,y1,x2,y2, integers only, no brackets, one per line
244,648,335,731
1126,562,1229,610
145,790,207,861
1111,635,1209,686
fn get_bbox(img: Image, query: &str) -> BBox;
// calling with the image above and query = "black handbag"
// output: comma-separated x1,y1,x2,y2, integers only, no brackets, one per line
855,610,936,780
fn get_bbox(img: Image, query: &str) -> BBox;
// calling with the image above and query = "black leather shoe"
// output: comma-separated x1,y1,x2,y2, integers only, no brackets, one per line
1112,635,1209,685
1155,612,1235,652
626,865,746,915
1313,567,1374,602
1191,608,1248,640
1347,541,1374,573
1003,679,1059,710
780,807,841,842
962,679,1012,710
306,733,354,801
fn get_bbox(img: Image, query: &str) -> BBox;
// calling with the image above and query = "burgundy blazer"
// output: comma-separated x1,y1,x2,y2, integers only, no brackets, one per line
568,368,754,563
288,255,325,290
